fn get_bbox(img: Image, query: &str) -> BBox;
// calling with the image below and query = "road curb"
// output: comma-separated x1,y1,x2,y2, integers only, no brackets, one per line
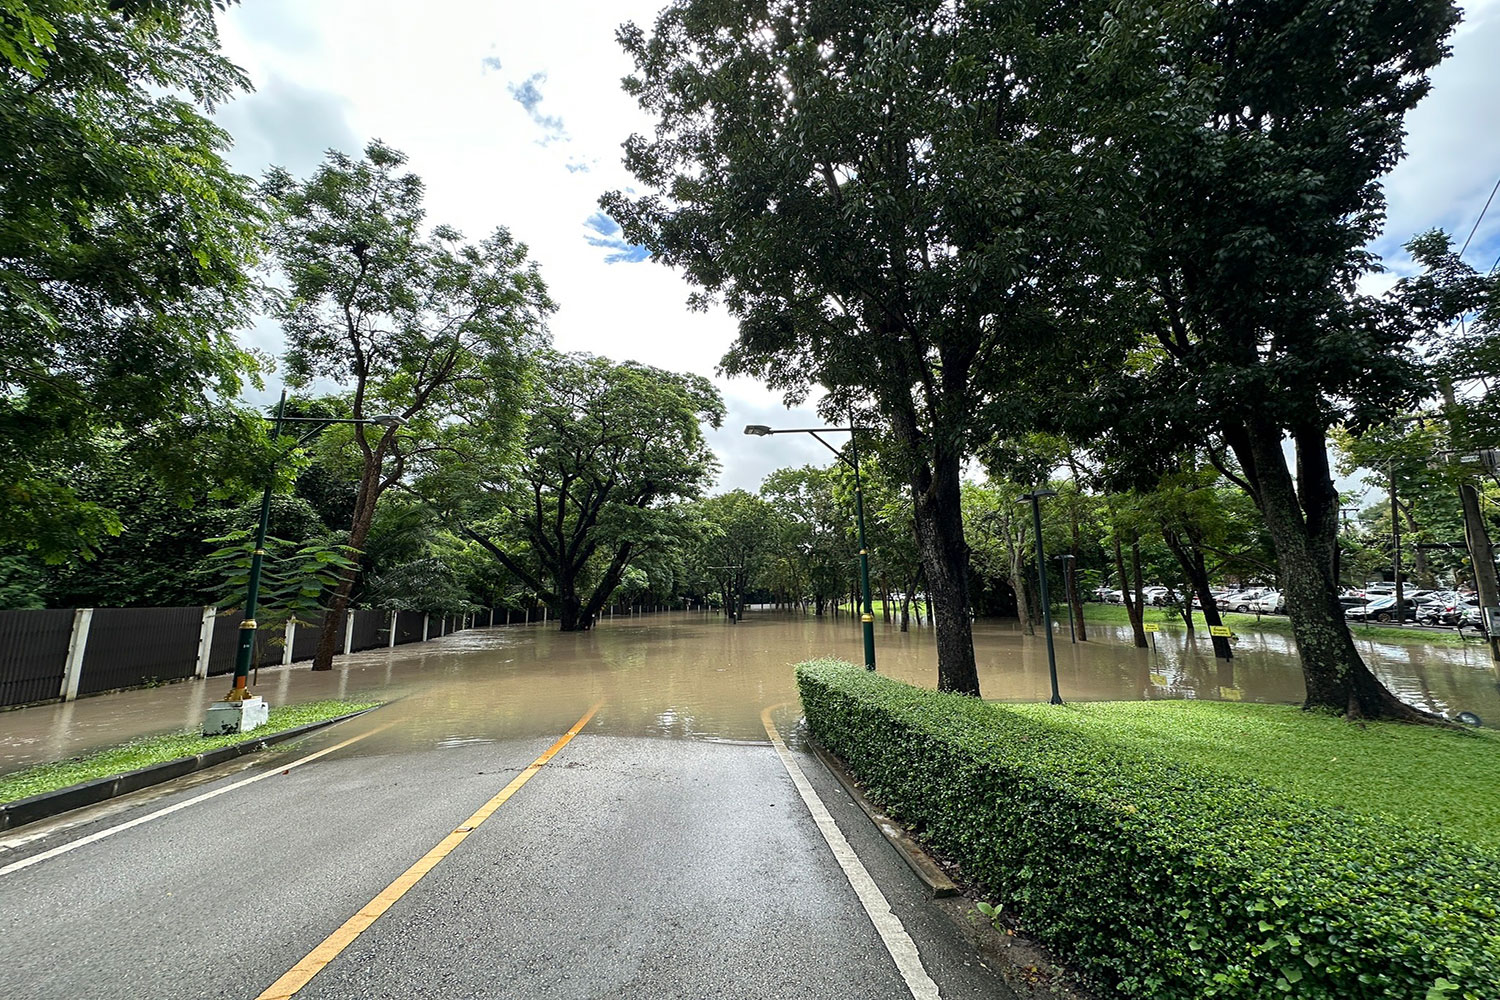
807,738,959,898
0,706,380,833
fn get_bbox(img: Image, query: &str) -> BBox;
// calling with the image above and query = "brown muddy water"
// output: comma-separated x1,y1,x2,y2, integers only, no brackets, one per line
2,609,1497,774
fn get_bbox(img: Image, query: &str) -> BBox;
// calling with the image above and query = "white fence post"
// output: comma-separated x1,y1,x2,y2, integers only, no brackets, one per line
489,608,495,627
194,606,216,679
282,621,294,665
343,611,355,655
388,611,398,648
422,613,430,641
542,606,547,624
60,607,93,702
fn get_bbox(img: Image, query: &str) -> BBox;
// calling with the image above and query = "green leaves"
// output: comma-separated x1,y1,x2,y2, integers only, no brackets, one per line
204,530,361,638
0,0,263,561
799,662,1500,999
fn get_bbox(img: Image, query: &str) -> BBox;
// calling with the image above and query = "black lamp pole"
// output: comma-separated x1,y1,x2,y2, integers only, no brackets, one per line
1021,488,1062,705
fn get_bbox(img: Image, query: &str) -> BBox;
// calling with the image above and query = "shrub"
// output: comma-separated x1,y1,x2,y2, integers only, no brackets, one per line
797,660,1500,999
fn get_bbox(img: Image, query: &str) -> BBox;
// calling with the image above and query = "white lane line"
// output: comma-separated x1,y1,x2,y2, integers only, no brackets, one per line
0,725,386,878
761,706,942,1000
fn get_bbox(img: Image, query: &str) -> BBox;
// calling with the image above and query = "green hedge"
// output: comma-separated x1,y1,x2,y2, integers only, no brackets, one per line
797,660,1500,1000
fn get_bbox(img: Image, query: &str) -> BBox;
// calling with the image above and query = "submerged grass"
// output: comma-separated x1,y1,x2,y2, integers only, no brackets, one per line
1004,699,1500,849
1079,600,1471,646
0,699,378,804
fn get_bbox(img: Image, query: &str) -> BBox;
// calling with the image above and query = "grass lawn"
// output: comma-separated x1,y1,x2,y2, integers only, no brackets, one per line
1006,699,1500,849
1079,599,1471,646
0,699,379,804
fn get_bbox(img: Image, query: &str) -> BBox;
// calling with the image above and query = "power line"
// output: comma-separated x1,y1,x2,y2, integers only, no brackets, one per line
1459,173,1500,259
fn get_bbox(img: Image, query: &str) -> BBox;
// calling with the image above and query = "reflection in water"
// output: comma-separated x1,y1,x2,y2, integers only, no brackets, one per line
3,611,1497,772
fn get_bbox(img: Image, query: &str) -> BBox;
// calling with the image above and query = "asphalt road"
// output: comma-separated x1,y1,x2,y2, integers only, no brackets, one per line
0,707,1019,1000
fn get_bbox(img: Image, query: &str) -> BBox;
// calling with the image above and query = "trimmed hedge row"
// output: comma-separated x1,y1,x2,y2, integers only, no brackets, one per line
797,660,1500,1000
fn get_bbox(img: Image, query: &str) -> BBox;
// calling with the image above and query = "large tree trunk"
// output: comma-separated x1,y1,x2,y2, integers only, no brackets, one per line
312,465,383,671
1069,520,1088,642
1115,534,1148,648
1163,528,1232,660
1229,421,1436,721
1009,526,1034,636
908,447,980,695
1457,481,1500,666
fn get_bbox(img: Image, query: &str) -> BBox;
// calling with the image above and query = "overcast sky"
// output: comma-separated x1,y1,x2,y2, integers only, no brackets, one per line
213,0,1500,496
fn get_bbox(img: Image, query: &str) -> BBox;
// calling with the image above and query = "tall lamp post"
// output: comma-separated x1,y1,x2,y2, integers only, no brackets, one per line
1019,488,1062,705
224,391,403,706
745,421,876,672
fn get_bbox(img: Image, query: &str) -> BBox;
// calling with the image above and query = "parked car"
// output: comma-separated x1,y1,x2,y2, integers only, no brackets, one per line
1244,591,1285,615
1226,589,1270,613
1345,595,1418,623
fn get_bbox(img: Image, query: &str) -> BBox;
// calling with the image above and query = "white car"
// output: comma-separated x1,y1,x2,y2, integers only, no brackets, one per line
1225,589,1269,612
1244,591,1283,614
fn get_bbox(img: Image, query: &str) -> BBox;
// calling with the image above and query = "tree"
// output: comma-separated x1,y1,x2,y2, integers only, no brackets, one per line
1066,0,1460,720
0,0,263,560
693,490,780,622
449,352,723,631
606,0,1108,695
261,141,551,668
1395,231,1500,655
760,465,846,615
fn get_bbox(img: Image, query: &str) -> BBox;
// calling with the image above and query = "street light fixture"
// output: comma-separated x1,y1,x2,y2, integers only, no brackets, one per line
744,420,877,671
1019,488,1062,705
220,392,405,716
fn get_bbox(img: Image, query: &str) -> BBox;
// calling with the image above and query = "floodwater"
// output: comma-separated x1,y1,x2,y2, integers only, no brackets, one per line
3,609,1497,773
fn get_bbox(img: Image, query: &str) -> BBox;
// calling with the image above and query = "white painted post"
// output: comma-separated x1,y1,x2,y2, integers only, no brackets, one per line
60,608,93,701
388,611,398,648
194,606,216,680
282,620,295,665
524,608,529,625
489,607,495,627
542,605,547,624
421,613,430,641
343,610,355,655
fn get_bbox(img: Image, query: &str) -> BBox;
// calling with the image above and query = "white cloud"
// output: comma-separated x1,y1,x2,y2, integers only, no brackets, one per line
214,0,1499,499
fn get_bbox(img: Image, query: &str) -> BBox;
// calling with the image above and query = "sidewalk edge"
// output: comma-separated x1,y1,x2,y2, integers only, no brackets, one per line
806,738,959,898
0,706,380,833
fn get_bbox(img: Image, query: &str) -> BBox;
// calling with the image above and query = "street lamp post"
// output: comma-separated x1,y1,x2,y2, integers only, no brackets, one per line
745,421,876,671
223,392,403,706
1020,489,1062,705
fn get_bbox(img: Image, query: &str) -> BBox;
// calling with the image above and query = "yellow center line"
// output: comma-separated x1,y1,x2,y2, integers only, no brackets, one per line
254,702,604,1000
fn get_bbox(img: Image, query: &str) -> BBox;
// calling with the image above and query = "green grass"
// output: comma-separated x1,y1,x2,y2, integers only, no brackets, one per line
1079,600,1469,645
1004,699,1500,849
0,699,379,804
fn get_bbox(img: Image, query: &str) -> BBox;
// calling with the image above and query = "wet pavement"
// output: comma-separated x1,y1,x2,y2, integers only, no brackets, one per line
3,609,1497,774
2,610,1497,1000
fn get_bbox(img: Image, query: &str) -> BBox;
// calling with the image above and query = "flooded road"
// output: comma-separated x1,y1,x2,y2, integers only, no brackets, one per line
4,609,1497,773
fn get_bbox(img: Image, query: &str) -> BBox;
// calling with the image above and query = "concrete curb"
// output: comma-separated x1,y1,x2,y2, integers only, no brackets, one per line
807,738,959,898
0,706,380,833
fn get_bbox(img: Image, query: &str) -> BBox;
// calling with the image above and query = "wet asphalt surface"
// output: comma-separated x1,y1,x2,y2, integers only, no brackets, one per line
0,708,1018,999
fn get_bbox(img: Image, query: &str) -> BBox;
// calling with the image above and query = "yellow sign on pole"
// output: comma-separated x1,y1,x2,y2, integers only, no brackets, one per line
1148,673,1168,687
1209,625,1234,638
1142,622,1160,633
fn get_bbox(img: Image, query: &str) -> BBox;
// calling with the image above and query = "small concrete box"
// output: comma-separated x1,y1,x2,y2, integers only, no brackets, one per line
203,696,270,736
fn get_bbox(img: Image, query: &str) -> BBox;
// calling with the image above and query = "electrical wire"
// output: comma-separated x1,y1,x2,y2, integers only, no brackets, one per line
1459,174,1500,259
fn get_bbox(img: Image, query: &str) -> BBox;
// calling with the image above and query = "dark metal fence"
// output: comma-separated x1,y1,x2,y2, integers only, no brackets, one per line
290,619,323,662
77,607,202,696
349,610,386,652
393,610,425,645
0,608,74,707
206,612,282,677
0,603,491,708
